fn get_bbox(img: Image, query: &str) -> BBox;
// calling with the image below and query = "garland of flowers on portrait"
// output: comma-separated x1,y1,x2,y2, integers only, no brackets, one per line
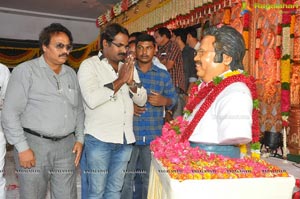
180,71,260,143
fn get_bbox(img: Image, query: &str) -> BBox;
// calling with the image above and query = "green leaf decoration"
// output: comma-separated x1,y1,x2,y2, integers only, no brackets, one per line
253,99,260,109
195,79,202,85
251,142,261,150
281,82,290,90
281,112,289,116
242,71,249,76
172,125,181,135
183,110,191,116
213,76,223,85
281,54,290,60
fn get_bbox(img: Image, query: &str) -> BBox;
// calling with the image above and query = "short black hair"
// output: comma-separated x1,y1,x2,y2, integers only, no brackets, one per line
100,23,129,49
135,33,156,46
155,27,171,39
203,25,245,70
172,28,187,44
39,23,73,53
185,26,197,39
129,32,142,40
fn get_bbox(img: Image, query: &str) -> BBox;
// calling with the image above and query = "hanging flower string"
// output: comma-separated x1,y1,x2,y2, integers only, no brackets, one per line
280,54,291,127
280,0,294,127
180,71,260,143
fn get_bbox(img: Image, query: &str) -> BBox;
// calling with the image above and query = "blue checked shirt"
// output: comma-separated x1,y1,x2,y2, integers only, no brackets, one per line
133,63,177,145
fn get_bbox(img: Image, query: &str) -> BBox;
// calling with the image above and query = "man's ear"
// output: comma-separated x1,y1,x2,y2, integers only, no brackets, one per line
103,40,109,48
42,45,47,53
223,54,232,66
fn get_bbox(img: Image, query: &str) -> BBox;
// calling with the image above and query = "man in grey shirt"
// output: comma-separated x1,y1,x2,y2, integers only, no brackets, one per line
2,23,84,199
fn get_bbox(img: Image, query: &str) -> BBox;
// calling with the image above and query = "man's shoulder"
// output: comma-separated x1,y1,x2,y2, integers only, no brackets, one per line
151,64,171,79
12,57,39,73
220,82,252,98
78,56,101,71
0,63,10,73
80,56,100,67
169,40,180,50
183,45,195,52
63,64,77,74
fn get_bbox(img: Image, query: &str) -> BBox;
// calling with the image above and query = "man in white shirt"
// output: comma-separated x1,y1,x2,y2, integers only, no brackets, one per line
78,23,147,199
0,63,10,199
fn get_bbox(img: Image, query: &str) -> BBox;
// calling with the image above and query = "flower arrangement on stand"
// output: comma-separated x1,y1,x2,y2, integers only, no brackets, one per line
150,71,289,181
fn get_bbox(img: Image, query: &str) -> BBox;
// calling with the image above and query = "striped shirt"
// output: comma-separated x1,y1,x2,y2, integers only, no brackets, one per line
133,64,177,145
156,40,186,93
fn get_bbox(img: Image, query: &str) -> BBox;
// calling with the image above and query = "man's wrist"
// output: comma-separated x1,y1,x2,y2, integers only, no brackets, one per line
127,81,137,88
166,109,173,115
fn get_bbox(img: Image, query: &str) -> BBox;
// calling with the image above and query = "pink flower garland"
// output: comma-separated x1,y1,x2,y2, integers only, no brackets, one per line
150,117,289,181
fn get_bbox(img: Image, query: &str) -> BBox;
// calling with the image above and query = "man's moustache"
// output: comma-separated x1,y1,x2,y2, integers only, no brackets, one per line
59,53,69,57
118,53,126,56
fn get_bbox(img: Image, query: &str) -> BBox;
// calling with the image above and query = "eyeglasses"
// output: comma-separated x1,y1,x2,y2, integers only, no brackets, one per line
110,41,129,50
53,43,73,51
194,49,215,57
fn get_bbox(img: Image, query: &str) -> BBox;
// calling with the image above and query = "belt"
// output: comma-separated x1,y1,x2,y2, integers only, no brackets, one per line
23,128,74,141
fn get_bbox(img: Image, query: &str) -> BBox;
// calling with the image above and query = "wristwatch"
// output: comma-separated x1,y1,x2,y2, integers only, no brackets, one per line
127,81,137,88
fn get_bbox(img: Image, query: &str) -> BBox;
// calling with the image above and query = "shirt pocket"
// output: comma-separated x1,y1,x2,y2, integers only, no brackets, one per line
66,88,79,107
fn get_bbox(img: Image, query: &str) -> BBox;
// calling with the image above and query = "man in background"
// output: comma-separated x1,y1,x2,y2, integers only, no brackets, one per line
0,63,10,198
121,33,177,199
154,27,185,120
2,23,84,199
172,28,197,94
185,26,201,50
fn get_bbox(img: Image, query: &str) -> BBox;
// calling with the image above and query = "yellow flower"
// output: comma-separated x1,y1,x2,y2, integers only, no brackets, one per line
223,8,231,25
203,172,212,179
243,31,249,49
240,144,247,155
223,70,241,78
280,59,291,83
291,15,295,35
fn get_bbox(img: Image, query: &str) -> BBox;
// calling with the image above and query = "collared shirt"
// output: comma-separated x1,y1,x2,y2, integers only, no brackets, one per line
0,63,10,102
152,56,167,71
187,70,253,145
77,52,147,144
156,40,186,92
134,63,177,145
2,56,85,152
0,63,10,145
194,41,201,51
